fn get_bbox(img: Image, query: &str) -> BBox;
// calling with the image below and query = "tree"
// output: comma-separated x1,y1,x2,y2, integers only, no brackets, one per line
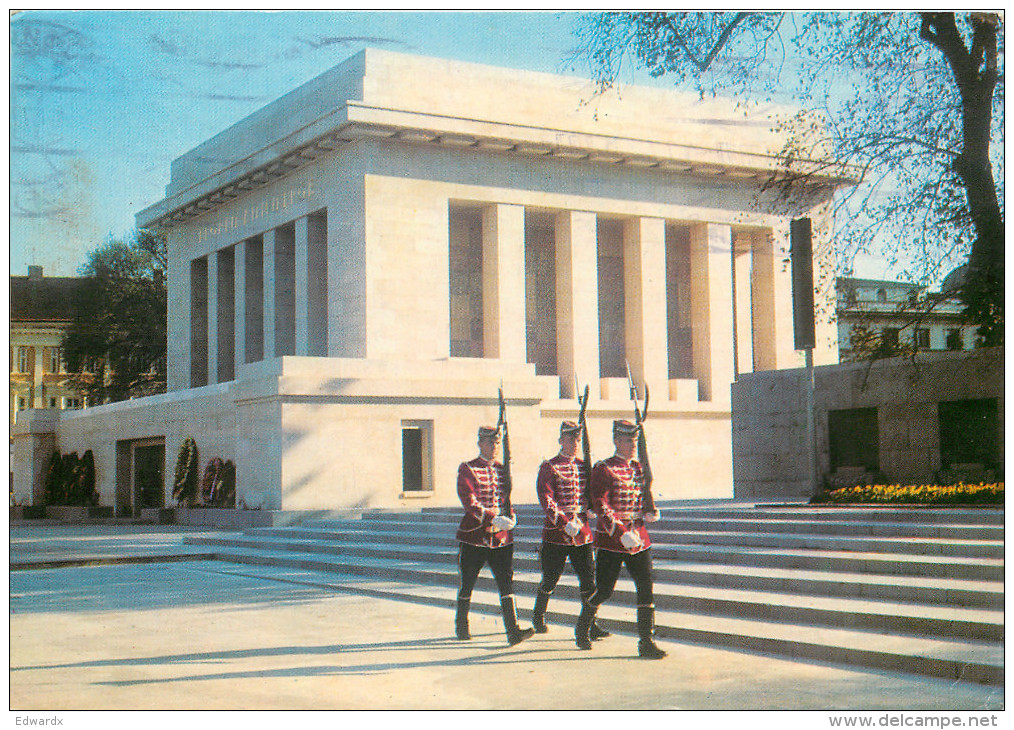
573,12,1003,345
62,229,168,403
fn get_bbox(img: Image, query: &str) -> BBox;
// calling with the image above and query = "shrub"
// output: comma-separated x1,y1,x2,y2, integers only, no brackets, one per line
172,437,199,507
42,452,65,506
199,457,237,508
41,450,100,506
810,482,1004,505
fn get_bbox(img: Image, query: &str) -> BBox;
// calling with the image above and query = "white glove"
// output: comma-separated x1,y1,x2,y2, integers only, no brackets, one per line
564,519,581,537
492,515,515,531
620,530,643,550
643,508,661,523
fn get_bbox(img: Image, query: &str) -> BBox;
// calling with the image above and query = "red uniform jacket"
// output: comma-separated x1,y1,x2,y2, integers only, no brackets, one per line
536,453,594,547
591,455,651,554
456,457,514,548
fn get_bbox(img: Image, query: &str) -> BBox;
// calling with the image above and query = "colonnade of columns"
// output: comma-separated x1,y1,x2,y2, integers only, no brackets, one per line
454,203,784,403
190,210,328,387
188,199,786,405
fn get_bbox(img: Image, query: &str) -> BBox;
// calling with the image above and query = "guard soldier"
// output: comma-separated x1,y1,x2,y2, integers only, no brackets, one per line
576,419,667,659
454,425,535,646
531,420,609,642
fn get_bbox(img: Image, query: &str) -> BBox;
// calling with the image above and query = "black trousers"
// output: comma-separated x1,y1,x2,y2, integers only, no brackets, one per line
457,542,514,600
538,541,596,597
589,548,654,606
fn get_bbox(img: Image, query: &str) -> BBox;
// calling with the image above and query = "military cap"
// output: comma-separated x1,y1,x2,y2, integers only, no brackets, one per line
477,425,501,440
612,419,640,437
560,420,582,436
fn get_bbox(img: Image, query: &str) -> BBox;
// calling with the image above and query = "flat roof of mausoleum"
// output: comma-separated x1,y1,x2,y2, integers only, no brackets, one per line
138,48,850,230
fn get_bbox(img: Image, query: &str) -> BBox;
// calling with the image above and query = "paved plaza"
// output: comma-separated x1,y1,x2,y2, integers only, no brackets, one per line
8,524,1004,714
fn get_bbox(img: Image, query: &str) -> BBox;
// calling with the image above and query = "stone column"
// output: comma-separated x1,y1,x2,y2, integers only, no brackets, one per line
624,217,669,396
733,230,754,376
234,240,247,374
263,229,277,359
207,251,219,385
294,216,309,356
769,222,799,369
555,210,600,398
482,203,526,362
690,223,735,403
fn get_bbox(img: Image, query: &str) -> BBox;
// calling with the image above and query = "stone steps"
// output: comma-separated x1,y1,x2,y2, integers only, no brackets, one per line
185,554,1004,687
182,503,1003,685
188,530,1003,609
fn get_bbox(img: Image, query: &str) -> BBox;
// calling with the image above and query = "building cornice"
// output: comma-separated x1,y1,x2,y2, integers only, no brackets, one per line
137,100,859,231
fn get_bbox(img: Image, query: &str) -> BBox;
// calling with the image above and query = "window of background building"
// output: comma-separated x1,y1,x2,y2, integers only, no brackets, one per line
17,397,26,411
882,328,899,347
48,397,57,408
914,328,930,349
876,289,887,303
946,328,963,350
49,347,62,373
17,347,28,373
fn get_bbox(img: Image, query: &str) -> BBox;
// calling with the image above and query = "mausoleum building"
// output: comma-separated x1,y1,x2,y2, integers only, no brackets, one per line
13,49,847,515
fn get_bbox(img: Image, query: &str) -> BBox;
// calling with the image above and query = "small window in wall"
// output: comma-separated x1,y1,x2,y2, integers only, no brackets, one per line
938,399,999,470
17,347,29,373
48,397,57,408
401,420,433,492
828,407,879,472
914,328,930,349
881,328,899,348
64,398,81,409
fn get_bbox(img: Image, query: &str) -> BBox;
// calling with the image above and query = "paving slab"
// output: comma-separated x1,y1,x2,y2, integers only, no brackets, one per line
8,522,1006,713
8,560,1005,711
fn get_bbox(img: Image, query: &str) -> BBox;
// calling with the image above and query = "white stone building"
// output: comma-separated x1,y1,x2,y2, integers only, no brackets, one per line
13,49,848,516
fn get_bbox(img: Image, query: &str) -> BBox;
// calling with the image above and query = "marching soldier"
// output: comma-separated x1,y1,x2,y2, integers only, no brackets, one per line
454,425,535,646
575,419,667,659
531,420,609,642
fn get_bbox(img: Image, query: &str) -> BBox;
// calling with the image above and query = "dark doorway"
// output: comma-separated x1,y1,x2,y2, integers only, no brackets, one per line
133,443,165,512
828,407,879,471
938,399,999,469
402,427,423,492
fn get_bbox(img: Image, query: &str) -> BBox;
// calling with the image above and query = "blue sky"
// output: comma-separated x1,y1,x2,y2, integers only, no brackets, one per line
10,9,904,280
11,10,604,277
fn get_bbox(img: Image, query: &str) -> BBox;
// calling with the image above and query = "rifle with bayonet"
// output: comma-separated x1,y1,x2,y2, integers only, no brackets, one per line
625,362,657,514
575,379,593,515
496,384,513,514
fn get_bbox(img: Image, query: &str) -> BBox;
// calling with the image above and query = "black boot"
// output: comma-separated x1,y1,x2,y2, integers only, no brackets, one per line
590,620,611,640
501,596,535,646
455,598,471,640
637,604,667,659
575,600,597,650
532,588,551,634
579,590,610,640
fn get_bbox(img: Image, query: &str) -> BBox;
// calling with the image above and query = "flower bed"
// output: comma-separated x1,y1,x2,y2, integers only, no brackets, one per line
810,482,1004,505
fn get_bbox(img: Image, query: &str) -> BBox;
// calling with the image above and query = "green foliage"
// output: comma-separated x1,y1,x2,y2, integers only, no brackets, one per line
199,457,237,508
811,482,1003,504
172,437,200,507
62,229,167,403
572,12,1003,344
42,449,99,506
42,452,64,506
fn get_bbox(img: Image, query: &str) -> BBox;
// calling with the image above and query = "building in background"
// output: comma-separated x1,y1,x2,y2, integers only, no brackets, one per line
13,49,852,517
10,266,87,427
836,275,977,361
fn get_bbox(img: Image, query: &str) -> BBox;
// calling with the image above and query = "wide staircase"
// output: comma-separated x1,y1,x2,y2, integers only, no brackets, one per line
182,501,1004,686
